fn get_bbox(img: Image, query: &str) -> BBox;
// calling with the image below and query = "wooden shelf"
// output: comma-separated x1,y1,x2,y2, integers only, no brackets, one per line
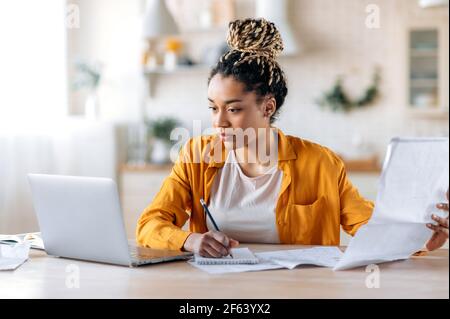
339,155,381,173
407,107,449,119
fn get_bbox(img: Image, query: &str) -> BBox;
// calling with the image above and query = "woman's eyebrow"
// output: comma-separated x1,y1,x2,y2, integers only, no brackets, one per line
208,98,243,105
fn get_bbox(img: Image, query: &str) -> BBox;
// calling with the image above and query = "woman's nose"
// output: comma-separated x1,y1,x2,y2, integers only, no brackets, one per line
214,111,230,128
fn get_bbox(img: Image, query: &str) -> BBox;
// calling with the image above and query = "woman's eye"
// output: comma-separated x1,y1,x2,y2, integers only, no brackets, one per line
209,106,217,112
229,109,241,113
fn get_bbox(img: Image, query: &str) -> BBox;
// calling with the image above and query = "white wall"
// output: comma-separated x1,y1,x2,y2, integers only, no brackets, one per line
68,0,145,122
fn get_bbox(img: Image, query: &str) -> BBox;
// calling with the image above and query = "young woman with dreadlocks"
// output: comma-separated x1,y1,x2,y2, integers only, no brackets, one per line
136,19,449,257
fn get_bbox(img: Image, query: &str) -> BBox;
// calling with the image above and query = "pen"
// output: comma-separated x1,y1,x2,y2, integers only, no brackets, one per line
200,198,234,258
199,198,220,232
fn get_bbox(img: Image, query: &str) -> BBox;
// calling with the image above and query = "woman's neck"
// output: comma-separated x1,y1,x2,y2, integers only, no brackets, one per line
234,127,278,173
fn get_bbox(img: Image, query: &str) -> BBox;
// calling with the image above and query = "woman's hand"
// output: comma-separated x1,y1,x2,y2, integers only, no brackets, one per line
183,231,239,257
425,190,449,251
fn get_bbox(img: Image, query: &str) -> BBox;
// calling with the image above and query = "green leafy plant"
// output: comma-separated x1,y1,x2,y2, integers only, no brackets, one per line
145,117,180,144
316,69,381,112
71,60,102,91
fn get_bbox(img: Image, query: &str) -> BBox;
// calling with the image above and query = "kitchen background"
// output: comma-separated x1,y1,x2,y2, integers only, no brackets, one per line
0,0,448,246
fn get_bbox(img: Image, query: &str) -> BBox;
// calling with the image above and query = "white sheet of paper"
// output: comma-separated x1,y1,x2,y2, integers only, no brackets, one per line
188,247,343,274
334,223,432,270
188,258,283,274
0,242,31,270
334,138,449,271
257,247,343,269
371,138,449,224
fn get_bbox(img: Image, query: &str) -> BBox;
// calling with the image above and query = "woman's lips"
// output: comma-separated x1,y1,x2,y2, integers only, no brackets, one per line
220,133,233,141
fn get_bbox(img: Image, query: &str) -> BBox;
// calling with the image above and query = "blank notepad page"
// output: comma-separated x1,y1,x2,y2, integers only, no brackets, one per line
194,248,259,265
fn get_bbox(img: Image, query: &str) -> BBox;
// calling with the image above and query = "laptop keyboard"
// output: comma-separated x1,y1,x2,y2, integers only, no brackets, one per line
128,244,192,262
129,246,163,260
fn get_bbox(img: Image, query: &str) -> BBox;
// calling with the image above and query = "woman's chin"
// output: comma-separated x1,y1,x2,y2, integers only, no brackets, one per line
219,134,248,150
222,140,236,149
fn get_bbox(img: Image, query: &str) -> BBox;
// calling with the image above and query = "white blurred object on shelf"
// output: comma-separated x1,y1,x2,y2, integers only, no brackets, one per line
85,90,99,120
255,0,300,56
142,0,179,39
164,50,177,71
199,0,213,29
419,0,449,8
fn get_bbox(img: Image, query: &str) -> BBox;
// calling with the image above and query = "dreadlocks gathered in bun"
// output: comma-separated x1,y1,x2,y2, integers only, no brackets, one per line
209,18,288,123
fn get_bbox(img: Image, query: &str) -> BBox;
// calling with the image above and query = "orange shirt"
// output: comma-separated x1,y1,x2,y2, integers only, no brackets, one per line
136,129,374,250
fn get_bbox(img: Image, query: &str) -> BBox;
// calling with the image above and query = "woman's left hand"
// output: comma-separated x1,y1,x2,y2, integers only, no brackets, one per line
425,190,449,251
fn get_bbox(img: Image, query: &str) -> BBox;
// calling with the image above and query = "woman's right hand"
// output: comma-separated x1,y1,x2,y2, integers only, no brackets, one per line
183,231,239,257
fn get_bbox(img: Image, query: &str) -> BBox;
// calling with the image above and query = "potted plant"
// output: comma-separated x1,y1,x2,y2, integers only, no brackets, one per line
145,117,180,163
72,60,102,119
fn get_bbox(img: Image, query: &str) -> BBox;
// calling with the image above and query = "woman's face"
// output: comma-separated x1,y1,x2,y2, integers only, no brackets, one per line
207,74,275,148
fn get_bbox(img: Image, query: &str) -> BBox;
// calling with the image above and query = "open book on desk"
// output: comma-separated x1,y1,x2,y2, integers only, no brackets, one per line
0,232,44,250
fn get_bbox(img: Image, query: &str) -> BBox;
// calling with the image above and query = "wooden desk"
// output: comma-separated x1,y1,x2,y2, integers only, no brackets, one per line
0,244,447,299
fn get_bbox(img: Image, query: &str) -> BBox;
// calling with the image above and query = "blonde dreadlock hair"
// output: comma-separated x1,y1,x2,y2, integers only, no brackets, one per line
209,18,288,124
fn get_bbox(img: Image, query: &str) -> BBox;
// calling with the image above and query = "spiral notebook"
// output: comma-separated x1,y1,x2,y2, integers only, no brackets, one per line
194,248,259,265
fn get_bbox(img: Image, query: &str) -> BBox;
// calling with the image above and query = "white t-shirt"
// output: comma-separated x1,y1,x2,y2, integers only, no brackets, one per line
207,150,283,244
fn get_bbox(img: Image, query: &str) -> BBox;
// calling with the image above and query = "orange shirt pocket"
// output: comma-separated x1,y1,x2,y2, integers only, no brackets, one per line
286,196,327,244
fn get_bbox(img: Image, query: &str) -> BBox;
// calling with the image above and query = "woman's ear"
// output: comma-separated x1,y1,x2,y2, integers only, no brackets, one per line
263,97,277,118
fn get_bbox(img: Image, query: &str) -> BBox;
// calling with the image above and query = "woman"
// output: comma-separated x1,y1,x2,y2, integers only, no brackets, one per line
136,18,449,257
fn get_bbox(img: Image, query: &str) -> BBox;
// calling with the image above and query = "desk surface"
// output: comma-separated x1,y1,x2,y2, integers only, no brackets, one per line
1,244,448,299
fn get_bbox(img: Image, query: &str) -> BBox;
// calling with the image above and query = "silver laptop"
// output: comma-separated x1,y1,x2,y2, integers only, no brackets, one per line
27,174,193,267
